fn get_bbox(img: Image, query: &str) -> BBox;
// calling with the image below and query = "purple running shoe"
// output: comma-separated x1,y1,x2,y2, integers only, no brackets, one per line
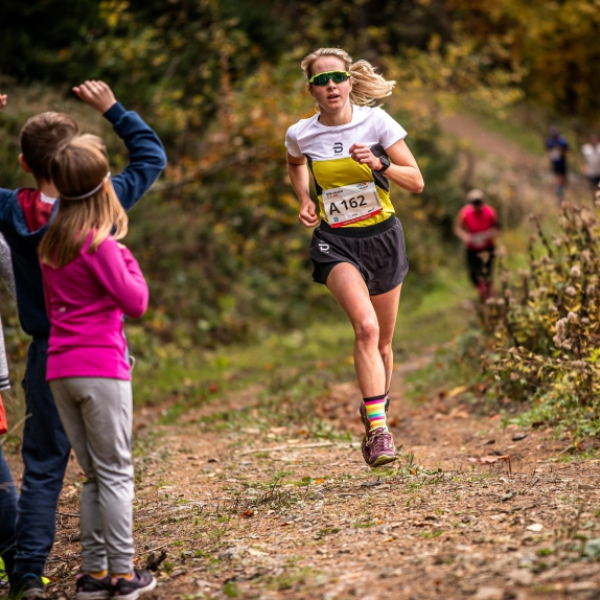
360,397,391,461
362,427,397,467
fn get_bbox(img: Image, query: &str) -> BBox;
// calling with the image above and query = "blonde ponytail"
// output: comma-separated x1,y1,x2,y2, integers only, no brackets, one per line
301,48,395,107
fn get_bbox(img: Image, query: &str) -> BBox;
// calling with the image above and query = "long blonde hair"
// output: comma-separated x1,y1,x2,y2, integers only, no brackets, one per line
39,135,128,269
301,48,395,107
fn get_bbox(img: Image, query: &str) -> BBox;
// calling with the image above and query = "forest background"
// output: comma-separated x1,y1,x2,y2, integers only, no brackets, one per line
1,0,600,431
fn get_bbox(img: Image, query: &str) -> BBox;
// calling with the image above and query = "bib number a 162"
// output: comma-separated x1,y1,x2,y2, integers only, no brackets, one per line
321,181,382,228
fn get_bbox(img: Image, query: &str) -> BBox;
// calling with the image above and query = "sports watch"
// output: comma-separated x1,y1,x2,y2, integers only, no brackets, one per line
378,156,391,173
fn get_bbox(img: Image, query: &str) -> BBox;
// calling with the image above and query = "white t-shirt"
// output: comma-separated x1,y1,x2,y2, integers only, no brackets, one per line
285,106,407,227
285,105,406,160
581,143,600,177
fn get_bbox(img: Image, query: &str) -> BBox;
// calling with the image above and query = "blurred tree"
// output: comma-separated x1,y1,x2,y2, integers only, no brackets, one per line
448,0,600,120
0,0,100,81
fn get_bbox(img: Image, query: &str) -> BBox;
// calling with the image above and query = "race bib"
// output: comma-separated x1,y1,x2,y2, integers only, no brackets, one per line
550,147,562,161
322,181,382,228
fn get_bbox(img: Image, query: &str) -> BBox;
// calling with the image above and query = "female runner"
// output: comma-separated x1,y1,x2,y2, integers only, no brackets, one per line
285,48,424,467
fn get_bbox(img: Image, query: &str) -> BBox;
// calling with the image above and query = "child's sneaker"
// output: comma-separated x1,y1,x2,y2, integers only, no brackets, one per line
74,572,112,599
8,573,47,599
111,570,156,600
362,427,398,468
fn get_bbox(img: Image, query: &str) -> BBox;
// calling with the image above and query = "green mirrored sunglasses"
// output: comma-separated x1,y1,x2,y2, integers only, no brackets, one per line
308,71,351,86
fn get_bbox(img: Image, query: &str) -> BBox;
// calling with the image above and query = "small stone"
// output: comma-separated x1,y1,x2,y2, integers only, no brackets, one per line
512,433,527,441
508,568,533,586
474,587,505,600
170,569,187,578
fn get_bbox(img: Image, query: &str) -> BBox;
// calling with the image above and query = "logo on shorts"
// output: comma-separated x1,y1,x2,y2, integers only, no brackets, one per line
318,243,330,253
333,142,343,155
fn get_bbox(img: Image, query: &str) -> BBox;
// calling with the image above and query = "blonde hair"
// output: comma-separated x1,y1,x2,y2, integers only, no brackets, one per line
39,135,128,269
21,112,78,181
301,48,395,107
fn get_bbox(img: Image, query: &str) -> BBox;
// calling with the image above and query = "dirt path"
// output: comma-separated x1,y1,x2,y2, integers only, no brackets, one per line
14,356,599,600
439,113,590,218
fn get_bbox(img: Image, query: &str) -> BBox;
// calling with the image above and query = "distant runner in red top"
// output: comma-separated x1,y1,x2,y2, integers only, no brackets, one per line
453,189,500,301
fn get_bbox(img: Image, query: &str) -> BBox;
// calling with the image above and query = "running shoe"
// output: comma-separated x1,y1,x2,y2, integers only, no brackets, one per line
111,570,156,600
362,427,398,467
8,573,47,599
74,573,112,599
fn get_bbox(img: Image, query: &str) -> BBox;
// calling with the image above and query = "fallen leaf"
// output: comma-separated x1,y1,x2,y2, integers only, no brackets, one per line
448,385,468,398
268,427,287,435
315,478,325,484
239,509,254,518
433,405,469,420
247,548,268,556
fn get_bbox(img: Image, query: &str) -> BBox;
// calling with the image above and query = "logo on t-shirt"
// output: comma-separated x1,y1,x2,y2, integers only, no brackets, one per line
333,142,343,155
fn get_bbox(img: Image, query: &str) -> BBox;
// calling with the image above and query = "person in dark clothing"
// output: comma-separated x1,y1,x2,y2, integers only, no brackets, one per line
0,81,167,599
545,126,569,201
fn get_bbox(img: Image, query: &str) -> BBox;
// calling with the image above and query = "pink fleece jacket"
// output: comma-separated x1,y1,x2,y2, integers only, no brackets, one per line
41,233,148,381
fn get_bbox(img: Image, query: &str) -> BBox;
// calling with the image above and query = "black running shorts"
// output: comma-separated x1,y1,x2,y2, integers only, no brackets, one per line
309,216,409,296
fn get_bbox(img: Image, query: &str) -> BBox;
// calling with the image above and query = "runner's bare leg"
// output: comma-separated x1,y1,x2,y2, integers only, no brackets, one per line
326,263,387,397
371,283,402,395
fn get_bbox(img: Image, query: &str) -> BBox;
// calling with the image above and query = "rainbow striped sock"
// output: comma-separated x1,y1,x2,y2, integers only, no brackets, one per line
363,394,388,432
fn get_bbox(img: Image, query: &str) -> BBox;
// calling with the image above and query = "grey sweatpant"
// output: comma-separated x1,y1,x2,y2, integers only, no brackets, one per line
49,377,134,574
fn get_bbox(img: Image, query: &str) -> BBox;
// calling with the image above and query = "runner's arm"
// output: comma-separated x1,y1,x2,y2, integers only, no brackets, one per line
349,140,424,193
287,153,319,228
453,212,471,244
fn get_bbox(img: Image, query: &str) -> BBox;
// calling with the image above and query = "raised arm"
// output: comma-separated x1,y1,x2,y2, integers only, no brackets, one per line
73,80,167,211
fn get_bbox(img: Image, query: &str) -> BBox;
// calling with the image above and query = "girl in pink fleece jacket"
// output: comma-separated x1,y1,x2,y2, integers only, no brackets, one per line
39,134,156,600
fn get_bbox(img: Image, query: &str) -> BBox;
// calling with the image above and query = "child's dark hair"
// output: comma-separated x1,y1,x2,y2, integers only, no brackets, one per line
20,112,79,182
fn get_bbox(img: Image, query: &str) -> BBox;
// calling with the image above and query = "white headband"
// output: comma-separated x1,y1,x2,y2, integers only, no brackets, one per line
60,172,111,200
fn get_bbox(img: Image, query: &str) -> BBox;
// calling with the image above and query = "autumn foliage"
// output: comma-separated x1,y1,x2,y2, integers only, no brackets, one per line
481,201,600,433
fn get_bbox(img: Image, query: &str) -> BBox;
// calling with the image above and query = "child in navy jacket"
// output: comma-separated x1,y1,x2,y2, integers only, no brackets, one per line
0,82,167,599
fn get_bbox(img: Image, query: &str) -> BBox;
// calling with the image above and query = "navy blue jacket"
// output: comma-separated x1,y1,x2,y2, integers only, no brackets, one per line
0,102,167,338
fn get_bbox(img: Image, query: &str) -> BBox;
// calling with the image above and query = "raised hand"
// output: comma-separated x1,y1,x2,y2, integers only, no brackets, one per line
0,95,7,113
349,143,382,171
73,80,117,114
